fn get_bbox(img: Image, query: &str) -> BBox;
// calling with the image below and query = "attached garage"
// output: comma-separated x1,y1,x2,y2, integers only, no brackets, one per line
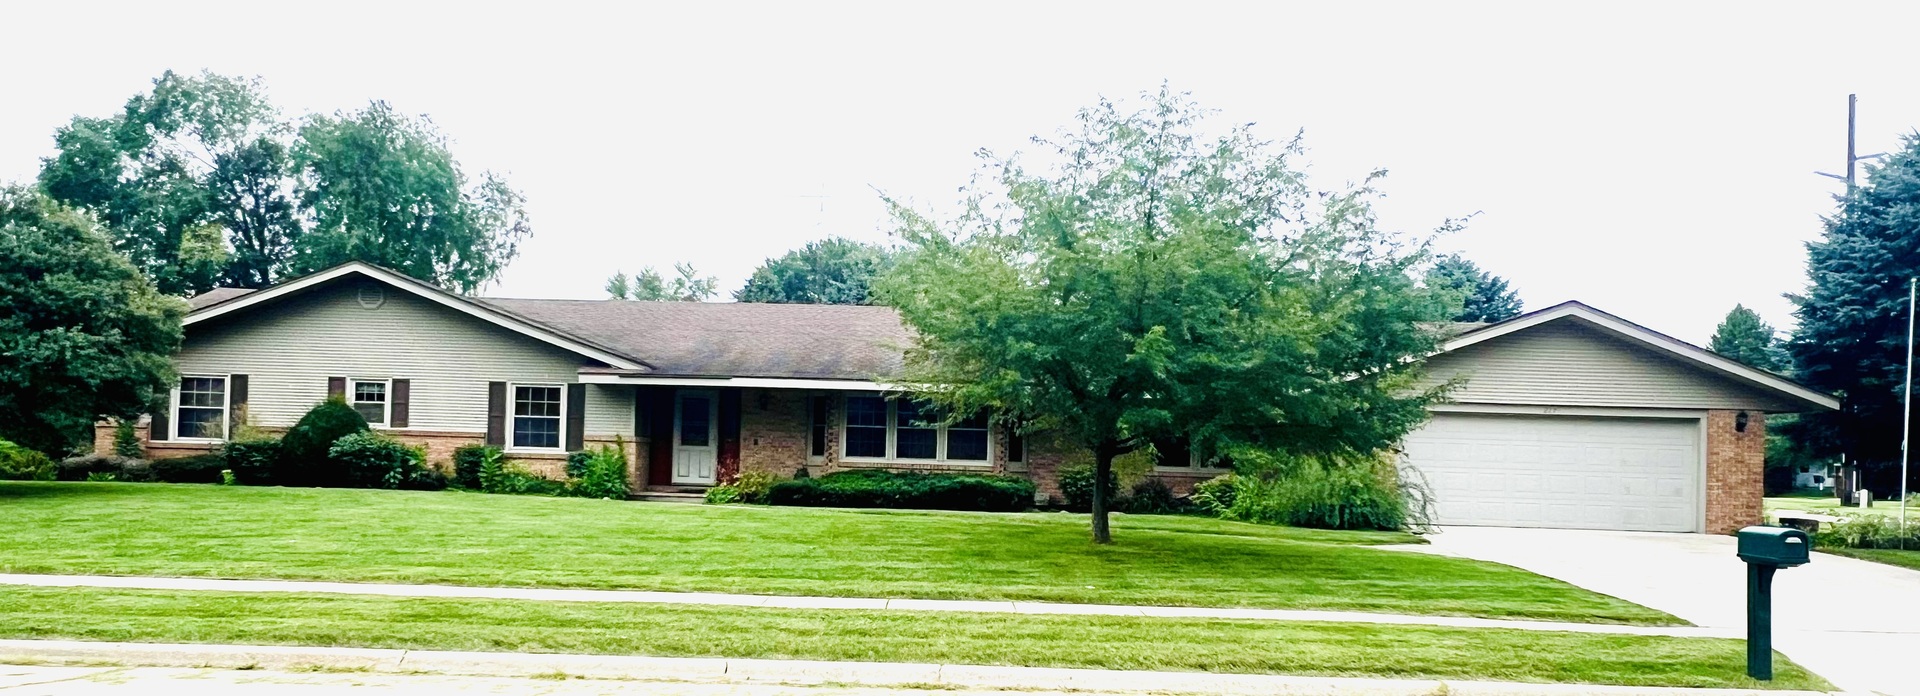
1404,413,1700,532
1405,302,1838,534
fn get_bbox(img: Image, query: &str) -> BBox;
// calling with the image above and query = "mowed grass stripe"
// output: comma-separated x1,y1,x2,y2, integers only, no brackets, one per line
0,482,1677,625
0,587,1825,690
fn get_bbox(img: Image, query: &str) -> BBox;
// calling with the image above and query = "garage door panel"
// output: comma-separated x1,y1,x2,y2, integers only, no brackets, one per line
1404,413,1700,532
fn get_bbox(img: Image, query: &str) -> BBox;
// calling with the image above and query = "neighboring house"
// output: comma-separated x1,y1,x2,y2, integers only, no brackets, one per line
102,262,1836,534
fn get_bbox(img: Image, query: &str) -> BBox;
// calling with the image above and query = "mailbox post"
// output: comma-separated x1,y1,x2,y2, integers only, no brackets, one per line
1735,526,1810,681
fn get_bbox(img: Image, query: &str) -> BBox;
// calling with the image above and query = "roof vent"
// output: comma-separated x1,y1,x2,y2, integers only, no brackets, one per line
357,285,386,309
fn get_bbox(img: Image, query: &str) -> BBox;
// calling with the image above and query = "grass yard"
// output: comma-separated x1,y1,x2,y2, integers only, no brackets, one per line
1766,493,1910,520
0,482,1677,625
0,586,1827,690
1819,547,1920,571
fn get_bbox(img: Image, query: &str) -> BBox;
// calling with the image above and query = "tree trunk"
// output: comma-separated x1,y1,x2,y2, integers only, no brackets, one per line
1091,446,1115,544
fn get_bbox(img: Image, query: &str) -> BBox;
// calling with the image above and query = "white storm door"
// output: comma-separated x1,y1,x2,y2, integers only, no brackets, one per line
672,390,719,485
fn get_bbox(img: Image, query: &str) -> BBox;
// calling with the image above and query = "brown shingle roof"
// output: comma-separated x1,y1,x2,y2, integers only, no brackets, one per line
477,299,913,380
188,287,256,310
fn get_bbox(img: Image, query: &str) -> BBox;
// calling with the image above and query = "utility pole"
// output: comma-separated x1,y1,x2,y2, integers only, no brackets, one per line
1816,94,1887,198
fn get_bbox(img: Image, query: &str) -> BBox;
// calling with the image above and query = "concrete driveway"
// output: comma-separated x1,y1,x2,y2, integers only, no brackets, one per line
1423,527,1920,696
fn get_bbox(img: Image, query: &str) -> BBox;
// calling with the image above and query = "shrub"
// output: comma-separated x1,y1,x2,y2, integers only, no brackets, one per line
1219,449,1423,532
1057,462,1120,513
113,419,143,458
452,444,492,489
329,432,435,489
223,439,283,485
0,440,57,481
278,397,369,486
766,469,1035,512
566,444,630,500
57,454,148,482
1123,478,1186,514
732,470,780,503
151,453,228,483
86,471,119,482
1815,516,1920,549
1190,473,1238,515
486,464,567,495
704,485,743,504
565,450,594,479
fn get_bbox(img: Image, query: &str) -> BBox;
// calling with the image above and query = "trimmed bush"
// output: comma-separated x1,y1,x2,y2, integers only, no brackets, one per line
766,469,1035,512
704,485,743,504
150,453,228,483
566,444,629,500
1123,478,1186,514
279,397,369,486
112,419,143,458
223,439,283,485
452,444,491,489
1057,462,1120,513
732,470,779,503
0,440,57,481
329,432,440,490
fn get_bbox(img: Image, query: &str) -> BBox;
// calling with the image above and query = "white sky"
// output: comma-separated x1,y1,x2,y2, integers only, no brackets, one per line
4,1,1918,344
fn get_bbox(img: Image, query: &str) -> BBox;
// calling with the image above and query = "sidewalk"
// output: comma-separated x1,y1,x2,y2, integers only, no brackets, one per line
0,639,1831,696
0,573,1729,638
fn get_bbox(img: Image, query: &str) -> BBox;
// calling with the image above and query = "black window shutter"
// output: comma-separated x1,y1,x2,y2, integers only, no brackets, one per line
390,379,410,428
231,374,249,412
149,387,171,442
566,383,587,451
327,376,346,401
486,382,506,446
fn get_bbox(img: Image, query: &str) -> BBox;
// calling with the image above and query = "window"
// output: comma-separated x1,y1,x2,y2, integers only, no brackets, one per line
808,395,829,458
1007,429,1025,463
844,395,888,458
352,379,388,425
511,384,564,450
679,393,711,447
839,395,991,464
175,375,228,440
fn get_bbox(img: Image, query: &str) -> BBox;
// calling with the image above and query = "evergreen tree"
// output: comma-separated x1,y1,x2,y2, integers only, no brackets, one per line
1425,255,1523,323
1708,304,1786,372
1787,133,1920,489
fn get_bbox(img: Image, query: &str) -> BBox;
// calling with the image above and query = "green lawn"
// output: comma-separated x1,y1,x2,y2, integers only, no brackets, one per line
1766,493,1911,520
0,482,1678,625
1820,547,1920,571
0,586,1827,690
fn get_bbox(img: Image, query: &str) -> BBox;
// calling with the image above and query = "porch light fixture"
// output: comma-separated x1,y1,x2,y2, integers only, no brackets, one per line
1735,411,1750,433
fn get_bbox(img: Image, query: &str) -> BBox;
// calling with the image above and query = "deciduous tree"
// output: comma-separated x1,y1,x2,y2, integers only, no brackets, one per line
878,89,1453,543
606,263,718,301
0,186,185,454
735,237,896,304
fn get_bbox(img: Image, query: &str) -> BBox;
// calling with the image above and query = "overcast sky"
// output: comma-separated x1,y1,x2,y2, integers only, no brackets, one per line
4,1,1918,343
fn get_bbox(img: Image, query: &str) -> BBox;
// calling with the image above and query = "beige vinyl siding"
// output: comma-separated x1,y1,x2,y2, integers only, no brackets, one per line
180,279,604,433
1423,318,1800,412
584,384,636,437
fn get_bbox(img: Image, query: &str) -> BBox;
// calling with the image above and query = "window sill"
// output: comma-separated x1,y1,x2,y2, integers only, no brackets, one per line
840,458,993,468
1152,468,1230,477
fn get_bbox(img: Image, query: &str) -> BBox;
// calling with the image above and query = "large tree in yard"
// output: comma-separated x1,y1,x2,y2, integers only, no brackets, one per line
878,90,1454,543
735,237,896,304
1788,133,1920,491
1709,304,1787,373
0,186,185,454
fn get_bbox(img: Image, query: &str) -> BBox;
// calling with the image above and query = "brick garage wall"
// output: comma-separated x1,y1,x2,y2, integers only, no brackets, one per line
1705,409,1766,534
739,388,811,478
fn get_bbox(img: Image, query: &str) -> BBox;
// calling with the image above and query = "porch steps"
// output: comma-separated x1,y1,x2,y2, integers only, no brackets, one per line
628,487,707,504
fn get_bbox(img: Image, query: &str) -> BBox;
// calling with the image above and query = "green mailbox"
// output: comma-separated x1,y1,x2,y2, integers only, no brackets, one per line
1737,526,1810,567
1736,525,1811,681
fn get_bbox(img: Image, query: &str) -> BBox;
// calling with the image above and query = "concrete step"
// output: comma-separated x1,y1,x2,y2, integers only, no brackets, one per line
629,489,707,504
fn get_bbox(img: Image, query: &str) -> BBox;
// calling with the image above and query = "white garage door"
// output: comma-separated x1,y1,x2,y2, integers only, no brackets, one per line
1402,413,1701,532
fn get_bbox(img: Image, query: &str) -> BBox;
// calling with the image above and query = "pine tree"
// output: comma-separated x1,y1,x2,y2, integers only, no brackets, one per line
1787,133,1920,489
1425,255,1523,323
1708,304,1786,372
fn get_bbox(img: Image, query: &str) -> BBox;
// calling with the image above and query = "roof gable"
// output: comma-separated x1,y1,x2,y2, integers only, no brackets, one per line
1437,301,1837,412
183,262,652,370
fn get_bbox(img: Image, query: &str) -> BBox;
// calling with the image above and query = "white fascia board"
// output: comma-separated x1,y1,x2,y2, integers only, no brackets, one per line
184,262,649,371
576,373,893,391
1442,303,1840,412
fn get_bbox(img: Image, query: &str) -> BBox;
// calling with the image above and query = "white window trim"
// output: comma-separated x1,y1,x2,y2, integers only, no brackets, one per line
806,394,829,463
171,373,231,443
350,378,392,429
506,381,567,453
838,395,992,466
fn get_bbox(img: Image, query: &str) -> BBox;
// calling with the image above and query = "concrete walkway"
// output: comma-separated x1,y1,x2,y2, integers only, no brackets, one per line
0,572,1731,638
1422,527,1920,696
0,639,1830,696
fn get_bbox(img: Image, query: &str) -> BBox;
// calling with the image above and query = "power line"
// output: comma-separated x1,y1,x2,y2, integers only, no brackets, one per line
1815,94,1888,199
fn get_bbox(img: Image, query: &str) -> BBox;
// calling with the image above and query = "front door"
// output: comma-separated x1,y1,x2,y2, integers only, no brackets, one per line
672,390,718,485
